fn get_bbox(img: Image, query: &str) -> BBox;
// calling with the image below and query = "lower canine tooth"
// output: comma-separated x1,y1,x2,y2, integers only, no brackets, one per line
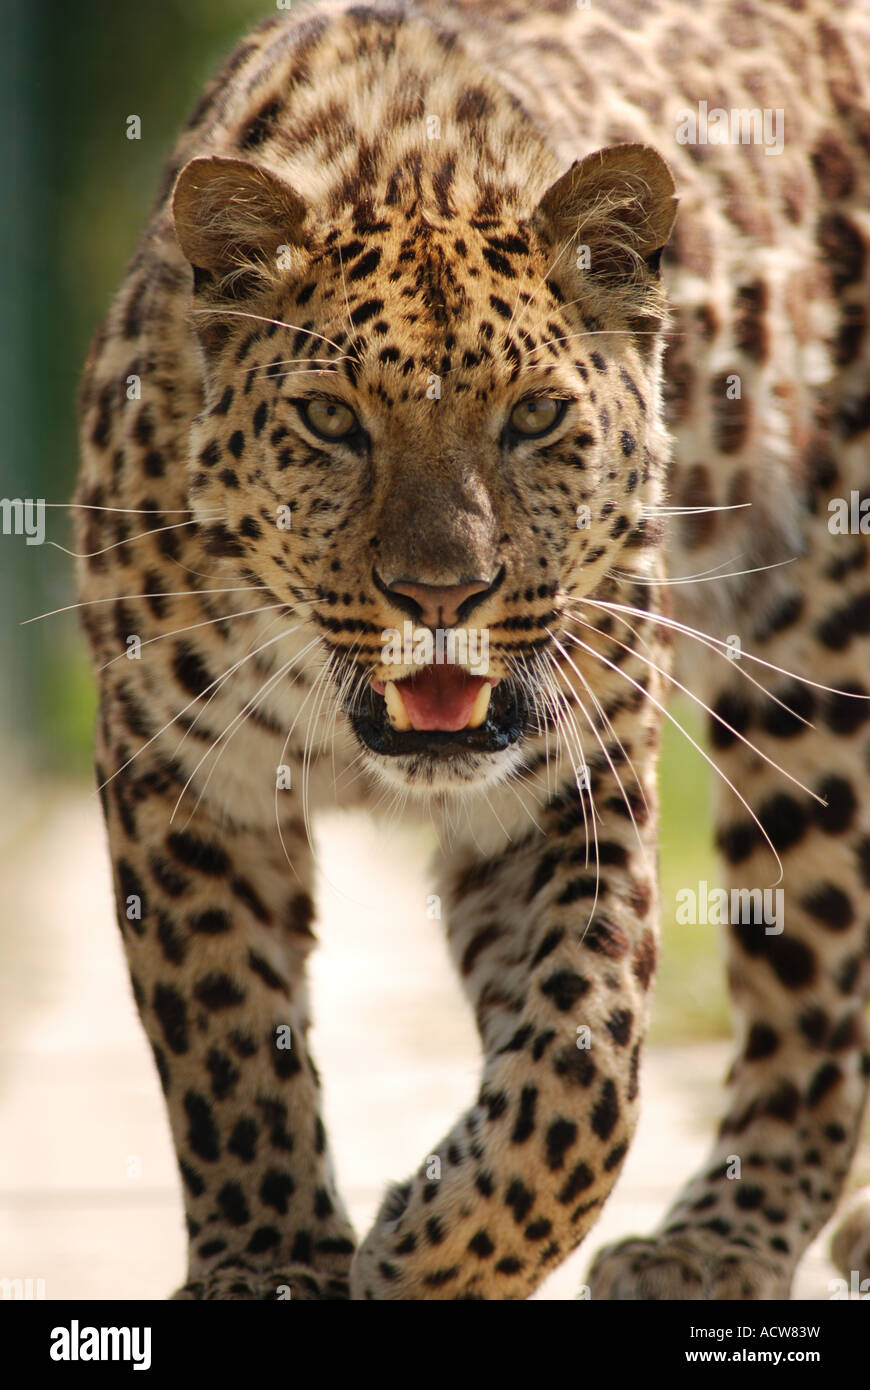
384,680,411,731
467,683,492,729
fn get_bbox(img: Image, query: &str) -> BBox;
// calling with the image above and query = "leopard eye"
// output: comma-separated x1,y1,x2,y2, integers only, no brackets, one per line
508,397,565,439
300,398,358,440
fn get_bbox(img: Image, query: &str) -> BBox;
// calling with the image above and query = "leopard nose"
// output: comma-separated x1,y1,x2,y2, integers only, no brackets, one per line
379,571,502,627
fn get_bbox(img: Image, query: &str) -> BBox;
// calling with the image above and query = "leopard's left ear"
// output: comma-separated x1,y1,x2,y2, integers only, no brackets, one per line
533,144,677,290
173,155,309,293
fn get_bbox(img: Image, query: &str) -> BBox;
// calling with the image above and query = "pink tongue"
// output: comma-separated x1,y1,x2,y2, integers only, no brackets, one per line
397,667,490,732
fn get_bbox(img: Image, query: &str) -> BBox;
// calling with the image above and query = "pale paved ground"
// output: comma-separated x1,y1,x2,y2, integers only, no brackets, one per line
0,787,858,1300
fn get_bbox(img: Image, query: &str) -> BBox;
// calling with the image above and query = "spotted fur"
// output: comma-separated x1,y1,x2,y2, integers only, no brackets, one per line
75,0,870,1299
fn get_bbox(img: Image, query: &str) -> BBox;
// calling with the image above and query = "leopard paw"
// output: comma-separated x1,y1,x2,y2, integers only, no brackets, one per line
587,1233,790,1300
172,1260,350,1301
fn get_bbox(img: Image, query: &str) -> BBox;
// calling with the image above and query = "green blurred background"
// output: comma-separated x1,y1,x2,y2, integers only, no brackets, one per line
1,0,270,772
0,0,724,1039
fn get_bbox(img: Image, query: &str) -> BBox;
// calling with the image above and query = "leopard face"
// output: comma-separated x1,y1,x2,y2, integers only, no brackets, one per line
174,146,676,793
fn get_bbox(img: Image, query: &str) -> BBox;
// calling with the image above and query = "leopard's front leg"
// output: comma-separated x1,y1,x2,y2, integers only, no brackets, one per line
96,708,356,1300
351,757,660,1300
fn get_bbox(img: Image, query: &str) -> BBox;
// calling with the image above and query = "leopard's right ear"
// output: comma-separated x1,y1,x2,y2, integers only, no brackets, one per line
172,155,308,299
532,144,677,342
533,144,677,285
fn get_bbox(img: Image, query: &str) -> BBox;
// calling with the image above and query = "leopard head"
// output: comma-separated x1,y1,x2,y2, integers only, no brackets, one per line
172,143,676,793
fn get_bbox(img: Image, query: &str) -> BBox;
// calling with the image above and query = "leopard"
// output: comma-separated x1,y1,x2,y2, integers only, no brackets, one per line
73,0,870,1300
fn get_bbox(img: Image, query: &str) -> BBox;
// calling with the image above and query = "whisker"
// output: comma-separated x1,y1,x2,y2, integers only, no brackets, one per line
522,649,569,801
48,516,227,560
301,644,342,859
190,307,345,354
244,355,351,375
608,556,798,587
526,650,594,861
541,651,604,932
505,249,533,335
23,585,273,626
336,241,360,357
331,744,369,793
273,653,334,879
531,650,566,800
547,637,644,917
97,602,288,672
479,780,514,844
607,555,748,585
567,595,870,702
548,639,649,833
640,503,752,516
260,368,345,382
46,503,207,515
170,606,302,756
505,650,560,801
527,328,669,357
500,236,575,349
175,635,321,827
554,625,789,885
562,608,825,807
568,595,812,731
499,762,546,837
547,675,603,934
96,627,294,795
176,658,297,826
326,645,364,791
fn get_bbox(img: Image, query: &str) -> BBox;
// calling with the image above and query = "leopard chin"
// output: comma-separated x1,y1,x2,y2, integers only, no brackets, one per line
362,742,532,796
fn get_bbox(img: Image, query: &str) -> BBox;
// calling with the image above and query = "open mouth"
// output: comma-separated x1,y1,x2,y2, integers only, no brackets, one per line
348,665,529,757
